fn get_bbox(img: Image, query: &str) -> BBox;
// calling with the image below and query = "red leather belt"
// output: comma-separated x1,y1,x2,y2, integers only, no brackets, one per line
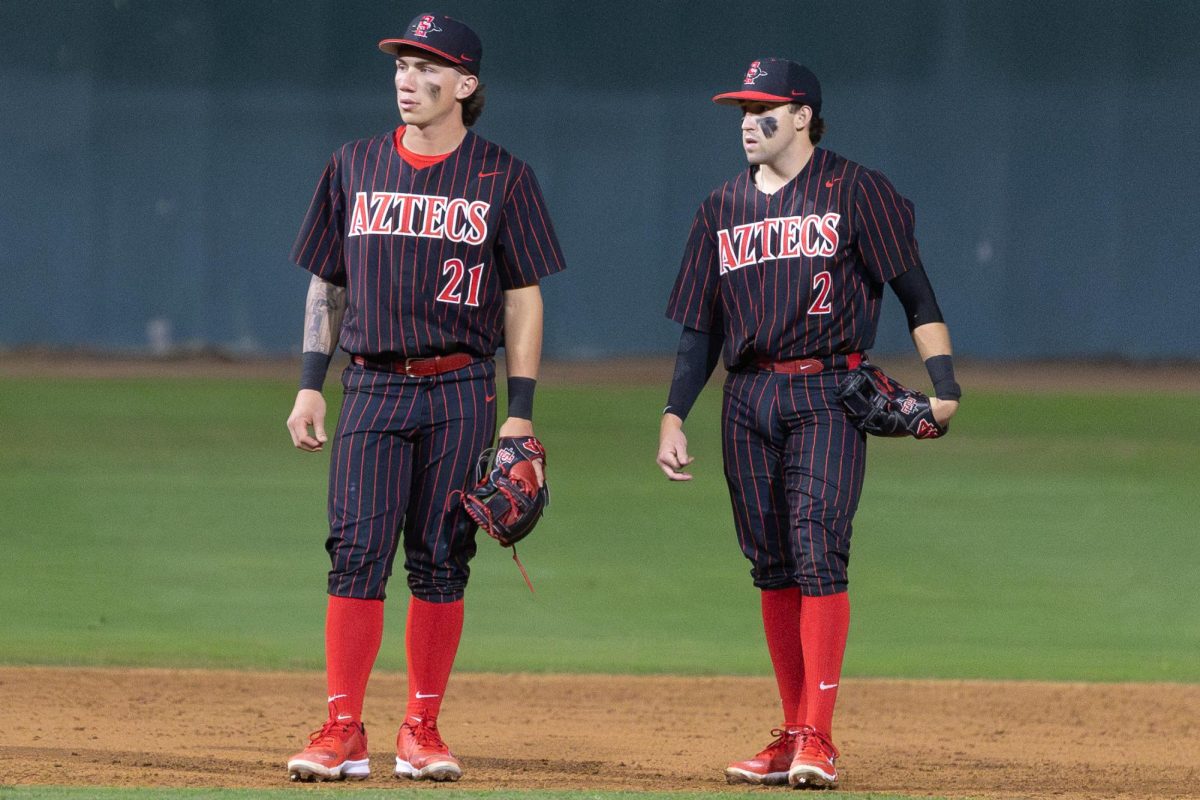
352,353,475,377
754,352,863,374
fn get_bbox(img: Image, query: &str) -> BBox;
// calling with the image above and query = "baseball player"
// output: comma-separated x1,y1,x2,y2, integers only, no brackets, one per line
657,58,960,789
283,12,564,783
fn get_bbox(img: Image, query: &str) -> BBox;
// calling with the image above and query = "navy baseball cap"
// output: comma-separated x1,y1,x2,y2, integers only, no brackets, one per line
378,12,482,75
713,58,822,114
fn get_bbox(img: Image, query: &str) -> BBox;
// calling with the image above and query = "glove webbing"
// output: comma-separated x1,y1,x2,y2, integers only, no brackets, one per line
459,491,536,594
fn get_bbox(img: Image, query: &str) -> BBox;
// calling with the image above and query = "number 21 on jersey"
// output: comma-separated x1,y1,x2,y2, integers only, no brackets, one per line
436,258,485,307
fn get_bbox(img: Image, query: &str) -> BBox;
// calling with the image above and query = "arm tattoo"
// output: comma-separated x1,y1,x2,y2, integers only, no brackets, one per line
302,277,347,355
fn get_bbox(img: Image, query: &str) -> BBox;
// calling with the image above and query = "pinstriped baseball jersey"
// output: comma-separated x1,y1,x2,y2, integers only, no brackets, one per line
292,127,565,359
665,148,920,365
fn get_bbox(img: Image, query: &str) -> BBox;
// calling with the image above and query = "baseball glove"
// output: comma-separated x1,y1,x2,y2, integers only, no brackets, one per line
460,436,549,548
834,363,947,439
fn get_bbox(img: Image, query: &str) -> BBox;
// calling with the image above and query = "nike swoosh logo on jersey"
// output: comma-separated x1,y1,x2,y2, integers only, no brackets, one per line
819,681,839,690
825,178,841,188
478,170,504,178
484,393,496,403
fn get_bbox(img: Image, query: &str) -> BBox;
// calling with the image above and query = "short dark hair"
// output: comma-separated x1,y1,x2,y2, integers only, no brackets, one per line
790,103,824,145
808,114,825,145
462,82,485,127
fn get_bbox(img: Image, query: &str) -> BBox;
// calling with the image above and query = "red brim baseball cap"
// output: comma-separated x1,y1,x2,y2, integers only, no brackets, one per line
712,58,821,113
379,12,482,75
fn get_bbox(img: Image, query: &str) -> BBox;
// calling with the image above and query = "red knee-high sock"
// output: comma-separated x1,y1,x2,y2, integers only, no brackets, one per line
405,596,465,724
761,587,806,728
799,591,850,737
325,595,384,723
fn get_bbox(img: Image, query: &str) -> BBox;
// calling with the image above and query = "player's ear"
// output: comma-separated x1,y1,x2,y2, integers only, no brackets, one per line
455,73,479,101
792,104,812,131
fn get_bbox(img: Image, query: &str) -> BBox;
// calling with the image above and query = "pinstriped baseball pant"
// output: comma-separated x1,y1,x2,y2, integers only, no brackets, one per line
325,359,496,603
721,368,867,595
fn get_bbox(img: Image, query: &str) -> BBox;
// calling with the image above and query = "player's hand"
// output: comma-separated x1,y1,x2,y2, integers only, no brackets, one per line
287,389,328,452
930,397,959,428
497,417,544,486
657,413,694,481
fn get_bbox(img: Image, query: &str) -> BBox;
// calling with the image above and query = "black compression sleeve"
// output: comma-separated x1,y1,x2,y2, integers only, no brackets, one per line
888,263,944,330
664,326,722,421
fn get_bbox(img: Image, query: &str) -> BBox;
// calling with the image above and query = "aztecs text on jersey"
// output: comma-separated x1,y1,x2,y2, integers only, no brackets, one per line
292,129,565,359
665,148,922,367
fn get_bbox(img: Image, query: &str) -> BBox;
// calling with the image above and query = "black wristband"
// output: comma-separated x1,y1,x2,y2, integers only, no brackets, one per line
924,354,962,400
299,351,333,392
507,376,536,420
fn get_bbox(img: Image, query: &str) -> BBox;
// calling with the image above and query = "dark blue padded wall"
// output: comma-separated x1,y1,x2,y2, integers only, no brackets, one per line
2,1,1197,358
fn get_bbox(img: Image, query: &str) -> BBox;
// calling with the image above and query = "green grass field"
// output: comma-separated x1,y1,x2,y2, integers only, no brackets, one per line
2,376,1197,682
2,375,1197,800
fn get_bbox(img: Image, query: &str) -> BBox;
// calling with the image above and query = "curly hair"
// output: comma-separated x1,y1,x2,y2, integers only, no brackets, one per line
462,83,485,127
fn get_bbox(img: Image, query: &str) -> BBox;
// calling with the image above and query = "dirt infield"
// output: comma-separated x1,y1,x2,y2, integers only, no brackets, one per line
3,350,1200,393
2,668,1197,799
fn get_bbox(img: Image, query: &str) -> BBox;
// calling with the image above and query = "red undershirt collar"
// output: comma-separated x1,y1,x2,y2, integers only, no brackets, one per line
394,126,456,170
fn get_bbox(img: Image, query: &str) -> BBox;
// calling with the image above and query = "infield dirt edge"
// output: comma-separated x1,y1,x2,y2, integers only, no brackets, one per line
2,667,1198,800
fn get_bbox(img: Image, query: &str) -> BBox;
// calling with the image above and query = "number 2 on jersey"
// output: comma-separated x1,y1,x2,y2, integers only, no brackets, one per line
436,259,485,307
808,270,833,315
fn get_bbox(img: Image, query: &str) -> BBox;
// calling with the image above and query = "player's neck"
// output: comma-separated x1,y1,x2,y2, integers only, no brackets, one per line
756,141,815,194
401,117,468,156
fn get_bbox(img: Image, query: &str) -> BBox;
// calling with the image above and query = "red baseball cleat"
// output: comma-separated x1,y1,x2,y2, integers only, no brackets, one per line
724,727,803,785
788,725,840,789
394,718,463,781
286,719,369,781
